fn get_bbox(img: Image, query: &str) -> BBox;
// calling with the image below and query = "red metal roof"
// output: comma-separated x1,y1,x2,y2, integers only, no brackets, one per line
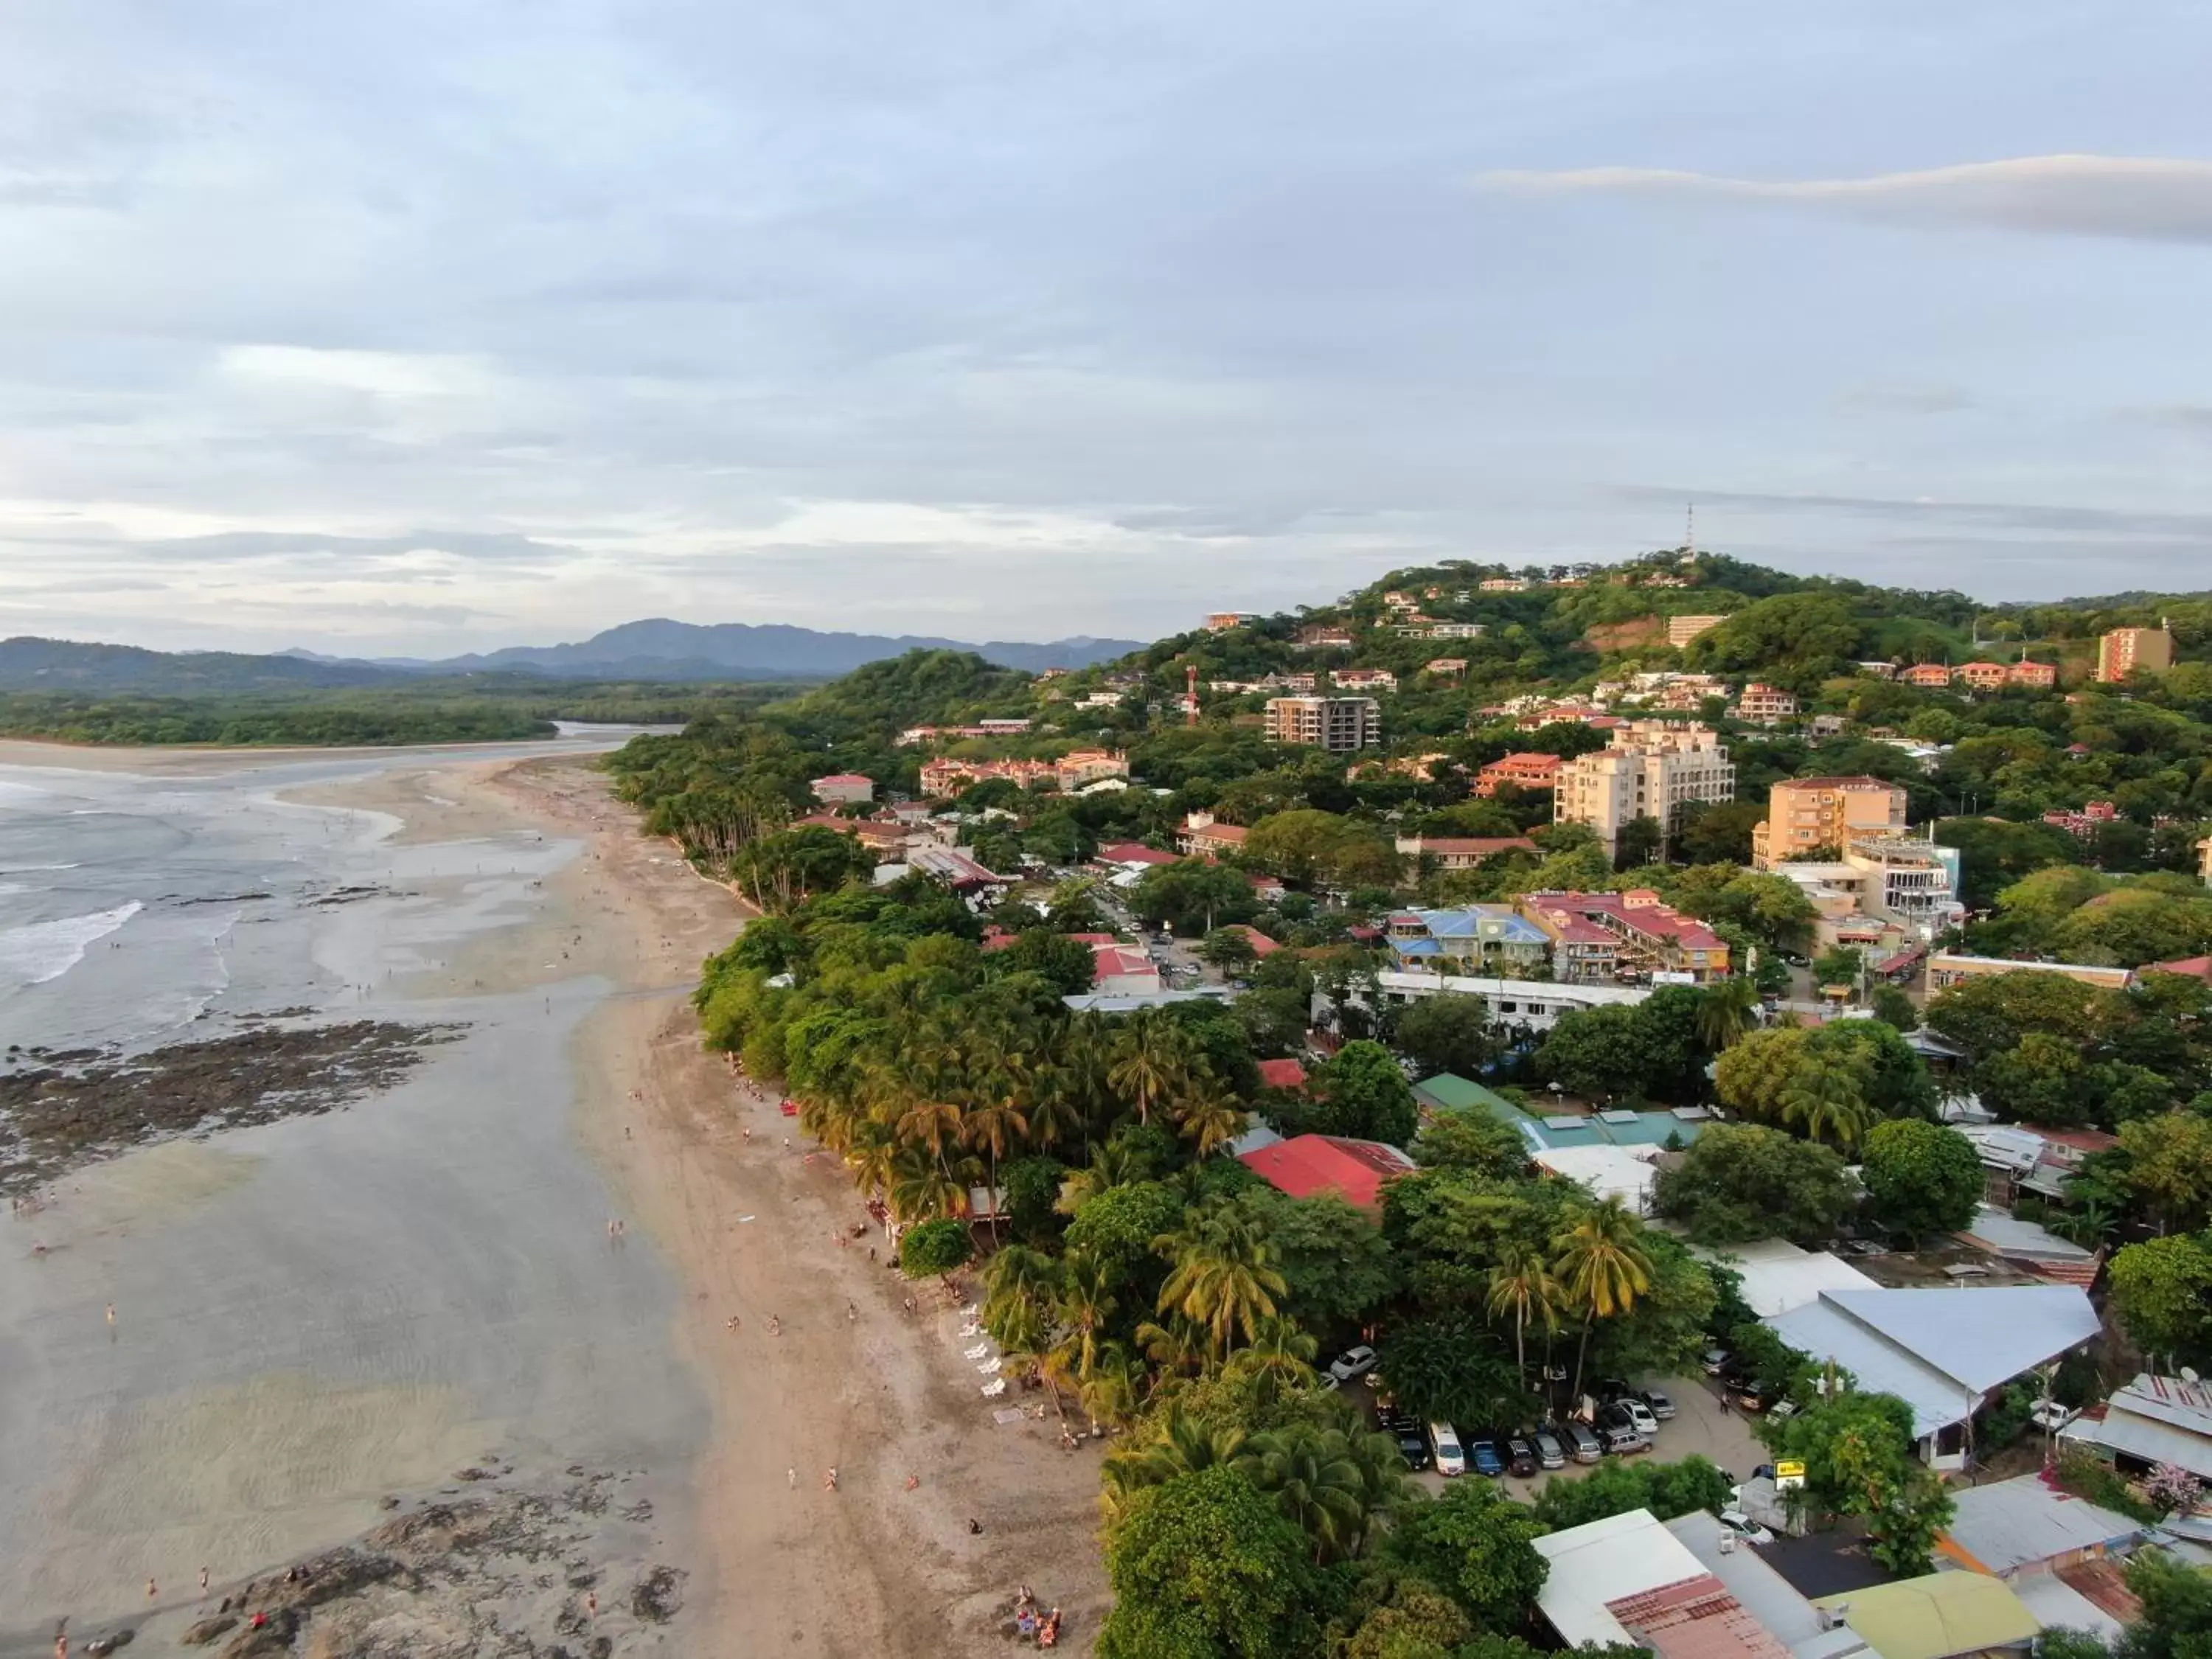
1096,842,1177,866
1237,1134,1415,1210
1256,1058,1308,1091
2146,956,2212,981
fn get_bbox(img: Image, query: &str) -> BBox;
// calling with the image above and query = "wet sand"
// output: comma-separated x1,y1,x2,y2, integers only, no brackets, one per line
0,748,1107,1656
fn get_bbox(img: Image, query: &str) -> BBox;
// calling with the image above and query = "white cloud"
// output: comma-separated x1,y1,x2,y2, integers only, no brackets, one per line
1475,154,2212,242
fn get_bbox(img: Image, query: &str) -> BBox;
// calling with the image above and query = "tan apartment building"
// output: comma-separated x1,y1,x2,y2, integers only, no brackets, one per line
2097,627,2174,683
1902,663,1955,688
1552,722,1734,859
1264,695,1381,751
1477,751,1565,796
1666,614,1727,647
1730,683,1798,725
1753,775,1908,868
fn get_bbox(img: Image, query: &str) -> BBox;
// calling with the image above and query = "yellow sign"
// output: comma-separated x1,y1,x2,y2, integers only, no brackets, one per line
1774,1459,1806,1489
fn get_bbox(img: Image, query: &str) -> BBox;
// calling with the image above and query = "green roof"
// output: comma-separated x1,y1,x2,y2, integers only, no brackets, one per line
1812,1573,2041,1659
1413,1074,1520,1117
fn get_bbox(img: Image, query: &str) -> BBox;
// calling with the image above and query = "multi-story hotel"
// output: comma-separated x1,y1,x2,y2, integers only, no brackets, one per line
1552,723,1734,859
2097,627,2174,683
1263,695,1381,751
1752,776,1908,868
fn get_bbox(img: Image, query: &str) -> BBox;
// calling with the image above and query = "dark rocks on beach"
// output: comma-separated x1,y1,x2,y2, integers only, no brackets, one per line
182,1617,237,1646
0,1020,461,1197
630,1565,685,1622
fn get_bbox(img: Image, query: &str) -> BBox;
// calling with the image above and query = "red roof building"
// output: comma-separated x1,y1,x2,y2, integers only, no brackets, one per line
1223,925,1281,958
2145,956,2212,982
1095,841,1178,867
1477,752,1565,797
1256,1058,1309,1092
1237,1134,1416,1211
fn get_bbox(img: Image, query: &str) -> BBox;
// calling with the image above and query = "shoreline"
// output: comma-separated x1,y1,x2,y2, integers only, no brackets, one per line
481,754,1110,1658
0,746,1107,1655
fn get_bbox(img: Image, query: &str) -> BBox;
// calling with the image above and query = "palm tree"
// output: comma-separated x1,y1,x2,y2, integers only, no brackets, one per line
1102,1408,1248,1518
888,1149,965,1224
1486,1242,1565,1387
962,1094,1029,1232
844,1121,902,1203
1134,1314,1211,1379
1697,976,1761,1052
1155,1218,1289,1360
2047,1197,2116,1249
1077,1342,1147,1436
1049,1251,1119,1394
897,1098,966,1169
1781,1069,1875,1151
982,1244,1060,1341
1339,1427,1416,1559
1238,1425,1368,1563
1055,1141,1141,1216
1553,1198,1654,1399
1108,1010,1189,1127
1177,1091,1248,1159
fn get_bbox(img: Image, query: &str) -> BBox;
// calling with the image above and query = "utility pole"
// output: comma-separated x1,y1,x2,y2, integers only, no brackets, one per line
1185,663,1198,728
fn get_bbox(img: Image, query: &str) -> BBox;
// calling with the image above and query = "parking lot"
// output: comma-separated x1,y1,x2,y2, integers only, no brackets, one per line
1394,1371,1773,1500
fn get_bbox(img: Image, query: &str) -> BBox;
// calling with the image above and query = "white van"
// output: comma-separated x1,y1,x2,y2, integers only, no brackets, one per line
1429,1422,1466,1477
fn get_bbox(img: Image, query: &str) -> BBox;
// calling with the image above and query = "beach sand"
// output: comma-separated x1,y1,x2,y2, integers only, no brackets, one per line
0,748,1107,1656
474,755,1111,1657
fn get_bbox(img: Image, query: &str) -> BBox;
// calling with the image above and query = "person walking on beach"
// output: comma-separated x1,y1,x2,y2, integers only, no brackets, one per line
824,1468,838,1492
146,1576,157,1600
200,1565,209,1595
105,1303,115,1327
788,1467,796,1489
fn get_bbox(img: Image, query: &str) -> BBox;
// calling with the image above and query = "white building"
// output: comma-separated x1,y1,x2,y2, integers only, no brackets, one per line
1366,970,1650,1033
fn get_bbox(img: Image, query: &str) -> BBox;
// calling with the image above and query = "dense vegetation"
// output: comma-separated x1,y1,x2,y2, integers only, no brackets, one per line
603,552,2212,1650
0,678,798,746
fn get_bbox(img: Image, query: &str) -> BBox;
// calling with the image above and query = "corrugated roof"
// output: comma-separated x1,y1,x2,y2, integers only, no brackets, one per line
1412,1073,1520,1116
1942,1475,2143,1575
1237,1133,1416,1211
1811,1573,2041,1659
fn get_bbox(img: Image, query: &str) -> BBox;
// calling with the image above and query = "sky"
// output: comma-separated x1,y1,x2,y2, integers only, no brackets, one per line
5,1,2212,656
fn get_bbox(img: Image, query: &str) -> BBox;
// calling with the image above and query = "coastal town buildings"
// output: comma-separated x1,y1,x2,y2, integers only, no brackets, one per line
808,772,874,806
917,756,1054,797
1330,667,1398,693
1476,751,1563,796
1753,776,1909,868
1385,905,1553,975
1293,625,1355,650
1263,695,1381,751
1517,888,1731,984
1730,682,1799,724
1901,664,1955,689
1391,833,1538,872
1423,621,1488,639
1927,953,2135,992
1953,661,2011,692
1175,813,1249,857
1553,722,1735,859
2097,626,2174,682
1424,657,1468,679
2008,658,2058,688
1053,748,1129,790
1203,611,1255,631
1772,835,1964,942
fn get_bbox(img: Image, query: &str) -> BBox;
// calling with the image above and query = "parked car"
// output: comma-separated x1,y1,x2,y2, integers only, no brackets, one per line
1718,1510,1775,1546
1639,1387,1677,1421
1563,1422,1603,1464
1469,1438,1506,1478
1615,1398,1660,1436
1599,1425,1651,1456
1396,1428,1431,1472
1506,1437,1540,1478
2030,1399,2076,1432
1328,1344,1379,1384
1532,1429,1568,1470
1702,1349,1731,1375
1430,1423,1466,1478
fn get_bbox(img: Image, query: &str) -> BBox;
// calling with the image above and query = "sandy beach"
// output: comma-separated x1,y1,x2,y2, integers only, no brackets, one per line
0,745,1106,1656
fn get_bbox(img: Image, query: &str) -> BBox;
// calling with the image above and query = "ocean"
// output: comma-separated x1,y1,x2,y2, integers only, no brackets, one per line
0,734,712,1636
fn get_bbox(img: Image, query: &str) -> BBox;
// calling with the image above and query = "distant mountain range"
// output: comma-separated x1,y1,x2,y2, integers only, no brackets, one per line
0,619,1143,695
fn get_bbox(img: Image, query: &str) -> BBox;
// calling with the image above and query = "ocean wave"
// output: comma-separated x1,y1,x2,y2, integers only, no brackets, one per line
0,901,145,988
0,863,80,872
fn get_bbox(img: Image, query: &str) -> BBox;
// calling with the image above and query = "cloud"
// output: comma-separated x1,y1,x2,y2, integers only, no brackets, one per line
138,530,585,564
1613,484,2212,540
1835,384,1974,417
1475,155,2212,242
